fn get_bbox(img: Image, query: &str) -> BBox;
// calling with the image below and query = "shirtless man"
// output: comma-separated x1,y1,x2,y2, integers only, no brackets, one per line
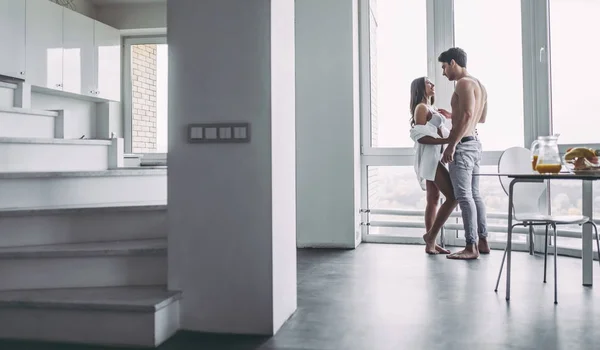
438,47,489,260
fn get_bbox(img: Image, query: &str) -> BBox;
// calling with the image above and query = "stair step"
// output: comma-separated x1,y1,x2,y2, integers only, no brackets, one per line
0,106,58,118
0,136,110,145
0,238,166,259
0,167,166,179
0,137,112,173
0,107,59,138
0,239,167,291
0,286,180,346
0,169,166,210
0,285,180,312
0,204,166,248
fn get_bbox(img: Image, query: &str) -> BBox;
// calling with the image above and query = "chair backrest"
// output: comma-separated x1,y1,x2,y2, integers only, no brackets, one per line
498,147,546,215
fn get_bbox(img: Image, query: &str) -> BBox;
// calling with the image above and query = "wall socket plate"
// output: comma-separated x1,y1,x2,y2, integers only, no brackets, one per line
188,123,251,144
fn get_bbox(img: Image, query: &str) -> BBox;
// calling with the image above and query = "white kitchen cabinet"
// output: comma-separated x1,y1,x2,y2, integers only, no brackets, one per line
0,0,26,79
63,8,96,97
26,0,64,90
94,20,122,102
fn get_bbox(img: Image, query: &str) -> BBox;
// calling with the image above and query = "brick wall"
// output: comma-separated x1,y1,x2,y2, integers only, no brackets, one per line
131,44,158,153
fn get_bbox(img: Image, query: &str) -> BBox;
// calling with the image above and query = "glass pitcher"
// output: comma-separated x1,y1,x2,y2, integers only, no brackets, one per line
530,135,562,174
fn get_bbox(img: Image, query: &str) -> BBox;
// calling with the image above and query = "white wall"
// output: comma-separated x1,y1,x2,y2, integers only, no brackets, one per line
295,0,362,248
96,3,166,30
31,93,97,139
167,0,296,335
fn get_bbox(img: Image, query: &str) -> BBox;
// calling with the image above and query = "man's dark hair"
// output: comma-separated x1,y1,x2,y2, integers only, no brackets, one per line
438,47,467,68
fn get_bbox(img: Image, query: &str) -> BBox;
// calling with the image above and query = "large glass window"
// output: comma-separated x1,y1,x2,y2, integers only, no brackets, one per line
549,0,600,144
360,0,598,257
369,0,427,148
454,0,524,151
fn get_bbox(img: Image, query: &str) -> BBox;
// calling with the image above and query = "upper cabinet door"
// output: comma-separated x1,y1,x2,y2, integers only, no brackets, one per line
63,8,95,96
26,0,64,90
0,0,26,79
94,21,121,101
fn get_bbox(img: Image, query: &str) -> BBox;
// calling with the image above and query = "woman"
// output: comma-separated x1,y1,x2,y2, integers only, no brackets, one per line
409,77,457,255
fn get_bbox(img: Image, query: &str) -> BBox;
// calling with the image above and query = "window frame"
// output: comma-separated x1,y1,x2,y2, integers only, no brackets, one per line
122,35,168,161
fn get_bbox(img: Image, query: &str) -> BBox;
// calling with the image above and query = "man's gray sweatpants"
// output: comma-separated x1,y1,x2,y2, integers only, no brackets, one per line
448,140,488,245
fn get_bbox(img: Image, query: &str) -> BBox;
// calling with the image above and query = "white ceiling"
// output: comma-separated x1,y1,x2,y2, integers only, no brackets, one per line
90,0,165,6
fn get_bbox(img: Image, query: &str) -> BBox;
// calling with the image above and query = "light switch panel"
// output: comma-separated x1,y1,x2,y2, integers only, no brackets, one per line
188,123,250,143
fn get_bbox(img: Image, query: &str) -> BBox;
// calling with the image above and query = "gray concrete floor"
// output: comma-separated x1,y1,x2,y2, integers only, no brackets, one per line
2,243,599,350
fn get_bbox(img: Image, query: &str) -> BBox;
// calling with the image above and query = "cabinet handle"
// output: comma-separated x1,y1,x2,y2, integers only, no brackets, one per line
19,71,25,76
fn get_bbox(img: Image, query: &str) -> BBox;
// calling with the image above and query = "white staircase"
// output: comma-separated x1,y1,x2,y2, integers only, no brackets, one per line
0,82,177,347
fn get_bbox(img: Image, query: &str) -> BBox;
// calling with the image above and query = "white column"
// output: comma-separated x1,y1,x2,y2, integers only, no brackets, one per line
167,0,296,335
295,0,361,248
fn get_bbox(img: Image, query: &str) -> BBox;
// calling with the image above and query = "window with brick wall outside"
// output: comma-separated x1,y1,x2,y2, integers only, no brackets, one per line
129,42,168,154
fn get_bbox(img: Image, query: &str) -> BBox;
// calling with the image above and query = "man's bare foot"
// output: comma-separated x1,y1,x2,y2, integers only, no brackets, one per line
478,238,490,254
447,244,479,260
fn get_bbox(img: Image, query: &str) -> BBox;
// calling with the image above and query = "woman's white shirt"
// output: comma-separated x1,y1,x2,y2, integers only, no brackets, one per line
409,105,450,190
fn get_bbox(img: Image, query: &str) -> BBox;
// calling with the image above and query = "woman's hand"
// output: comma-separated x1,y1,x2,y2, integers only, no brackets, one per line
438,108,452,119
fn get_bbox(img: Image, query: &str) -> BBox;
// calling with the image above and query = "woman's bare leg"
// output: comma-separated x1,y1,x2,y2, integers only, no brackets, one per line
423,164,458,254
424,180,439,234
423,181,440,254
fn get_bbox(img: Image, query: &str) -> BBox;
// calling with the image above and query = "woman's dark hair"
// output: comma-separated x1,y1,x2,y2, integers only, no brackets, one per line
409,77,434,127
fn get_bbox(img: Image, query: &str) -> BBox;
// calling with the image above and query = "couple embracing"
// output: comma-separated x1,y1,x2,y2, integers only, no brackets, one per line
409,48,489,260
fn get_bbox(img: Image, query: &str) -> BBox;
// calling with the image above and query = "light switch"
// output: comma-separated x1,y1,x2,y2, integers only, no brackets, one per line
233,126,247,139
219,127,232,139
205,127,217,139
190,127,203,139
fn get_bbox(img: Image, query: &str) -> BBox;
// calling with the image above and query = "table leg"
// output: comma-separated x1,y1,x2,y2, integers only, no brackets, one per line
582,180,593,286
506,179,516,300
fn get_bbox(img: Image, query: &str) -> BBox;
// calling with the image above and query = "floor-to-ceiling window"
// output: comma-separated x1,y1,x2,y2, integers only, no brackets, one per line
547,0,600,254
360,0,599,256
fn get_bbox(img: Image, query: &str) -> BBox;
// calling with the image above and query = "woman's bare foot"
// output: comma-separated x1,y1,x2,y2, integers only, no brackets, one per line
478,238,490,254
446,244,479,260
435,245,451,254
423,233,450,254
423,233,439,254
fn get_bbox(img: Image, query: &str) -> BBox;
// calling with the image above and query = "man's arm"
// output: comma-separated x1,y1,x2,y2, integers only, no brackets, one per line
447,80,476,146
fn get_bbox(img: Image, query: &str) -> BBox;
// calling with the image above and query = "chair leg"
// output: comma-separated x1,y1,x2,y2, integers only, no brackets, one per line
590,222,600,267
553,223,558,305
495,244,508,292
544,224,549,283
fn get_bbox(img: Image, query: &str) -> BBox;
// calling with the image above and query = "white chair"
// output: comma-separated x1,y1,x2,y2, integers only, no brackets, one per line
494,147,600,304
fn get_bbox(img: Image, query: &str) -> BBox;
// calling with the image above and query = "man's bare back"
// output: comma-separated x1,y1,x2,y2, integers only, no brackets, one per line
450,76,487,139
